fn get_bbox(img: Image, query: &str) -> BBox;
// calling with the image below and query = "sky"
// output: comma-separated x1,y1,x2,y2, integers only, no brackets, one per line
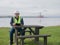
0,0,60,16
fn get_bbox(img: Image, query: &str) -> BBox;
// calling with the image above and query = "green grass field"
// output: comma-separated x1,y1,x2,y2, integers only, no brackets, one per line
0,26,60,45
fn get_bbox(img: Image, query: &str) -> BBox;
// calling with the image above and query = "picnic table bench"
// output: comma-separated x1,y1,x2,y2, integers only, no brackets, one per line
17,34,51,45
14,25,51,45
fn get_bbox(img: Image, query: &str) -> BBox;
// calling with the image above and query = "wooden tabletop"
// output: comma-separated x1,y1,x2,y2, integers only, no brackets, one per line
13,25,44,28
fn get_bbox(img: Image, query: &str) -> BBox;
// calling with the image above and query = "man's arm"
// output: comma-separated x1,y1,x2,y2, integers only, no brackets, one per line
10,17,14,26
21,18,24,25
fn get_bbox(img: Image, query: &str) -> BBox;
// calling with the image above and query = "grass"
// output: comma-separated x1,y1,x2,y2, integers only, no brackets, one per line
0,26,60,45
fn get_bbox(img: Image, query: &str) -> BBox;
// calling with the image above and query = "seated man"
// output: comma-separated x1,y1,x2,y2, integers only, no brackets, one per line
10,11,25,45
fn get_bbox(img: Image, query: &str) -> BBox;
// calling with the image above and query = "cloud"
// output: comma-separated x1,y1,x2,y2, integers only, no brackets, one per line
0,0,60,16
0,0,60,9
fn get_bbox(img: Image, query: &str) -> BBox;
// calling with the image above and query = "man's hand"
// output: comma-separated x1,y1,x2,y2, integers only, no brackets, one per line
13,23,16,26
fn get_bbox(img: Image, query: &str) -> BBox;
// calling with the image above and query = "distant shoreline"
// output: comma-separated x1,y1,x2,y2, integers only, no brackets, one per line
0,25,60,28
0,16,60,18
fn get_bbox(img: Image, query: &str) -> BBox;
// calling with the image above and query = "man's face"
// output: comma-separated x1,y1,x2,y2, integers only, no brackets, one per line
15,13,20,18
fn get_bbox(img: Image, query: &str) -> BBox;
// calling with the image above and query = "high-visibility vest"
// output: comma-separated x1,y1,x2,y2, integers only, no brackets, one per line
13,16,21,24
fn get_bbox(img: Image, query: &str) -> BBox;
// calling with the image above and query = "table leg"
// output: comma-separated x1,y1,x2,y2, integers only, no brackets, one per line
29,27,35,34
15,29,18,45
20,38,24,45
35,27,39,45
44,37,47,45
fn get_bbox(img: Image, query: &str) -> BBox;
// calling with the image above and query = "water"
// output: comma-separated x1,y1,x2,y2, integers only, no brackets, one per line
0,18,60,27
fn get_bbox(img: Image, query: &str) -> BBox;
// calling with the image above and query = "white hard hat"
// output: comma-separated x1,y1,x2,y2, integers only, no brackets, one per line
14,11,20,14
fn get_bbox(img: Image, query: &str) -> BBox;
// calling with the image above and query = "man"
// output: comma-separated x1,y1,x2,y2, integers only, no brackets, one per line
10,11,25,45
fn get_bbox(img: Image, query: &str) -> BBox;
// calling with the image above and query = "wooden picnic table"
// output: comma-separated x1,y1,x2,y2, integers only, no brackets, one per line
14,25,44,45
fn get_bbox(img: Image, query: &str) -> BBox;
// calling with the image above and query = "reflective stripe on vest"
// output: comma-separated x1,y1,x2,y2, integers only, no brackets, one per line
13,16,21,24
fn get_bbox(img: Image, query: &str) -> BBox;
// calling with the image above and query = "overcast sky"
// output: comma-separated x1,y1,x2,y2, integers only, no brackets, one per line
0,0,60,16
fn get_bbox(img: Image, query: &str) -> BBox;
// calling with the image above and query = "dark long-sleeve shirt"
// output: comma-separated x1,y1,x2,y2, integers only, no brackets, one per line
10,17,24,26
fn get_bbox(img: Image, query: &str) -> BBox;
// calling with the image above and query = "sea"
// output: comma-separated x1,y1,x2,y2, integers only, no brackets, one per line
0,18,60,27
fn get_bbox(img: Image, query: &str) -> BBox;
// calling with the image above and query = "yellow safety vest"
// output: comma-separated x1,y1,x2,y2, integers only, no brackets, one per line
13,16,21,24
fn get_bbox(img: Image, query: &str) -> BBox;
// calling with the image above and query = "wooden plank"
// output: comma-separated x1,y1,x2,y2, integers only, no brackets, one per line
28,27,35,34
20,38,24,45
15,29,18,45
23,25,44,28
18,35,50,45
17,34,51,38
44,37,47,45
35,27,39,44
13,25,44,28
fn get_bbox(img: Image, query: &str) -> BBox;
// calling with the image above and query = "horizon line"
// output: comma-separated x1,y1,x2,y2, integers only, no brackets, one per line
0,16,60,18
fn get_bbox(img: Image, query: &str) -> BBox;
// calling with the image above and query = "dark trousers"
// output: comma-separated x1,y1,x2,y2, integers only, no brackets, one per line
10,27,25,45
